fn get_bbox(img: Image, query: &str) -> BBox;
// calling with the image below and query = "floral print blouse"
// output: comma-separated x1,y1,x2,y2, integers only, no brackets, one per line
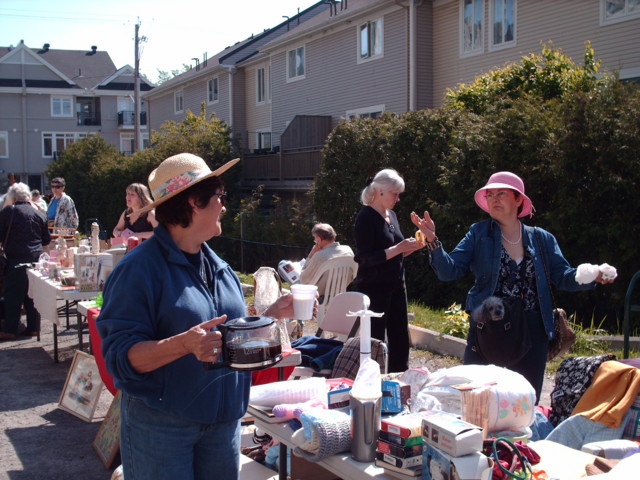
494,248,540,311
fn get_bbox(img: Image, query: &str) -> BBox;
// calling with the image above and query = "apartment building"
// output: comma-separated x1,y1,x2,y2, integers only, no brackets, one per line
145,0,639,192
0,41,154,193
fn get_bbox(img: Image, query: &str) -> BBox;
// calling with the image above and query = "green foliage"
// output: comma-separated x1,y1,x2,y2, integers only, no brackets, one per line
445,42,602,114
45,105,238,235
442,303,470,339
316,44,640,328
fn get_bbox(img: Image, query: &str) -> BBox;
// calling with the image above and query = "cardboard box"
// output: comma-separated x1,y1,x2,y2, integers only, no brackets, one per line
379,430,422,447
421,412,483,457
377,439,423,458
382,379,411,413
382,412,431,438
422,444,492,480
326,377,353,409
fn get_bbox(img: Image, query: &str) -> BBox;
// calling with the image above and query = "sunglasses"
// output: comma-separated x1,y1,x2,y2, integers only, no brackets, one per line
51,185,63,190
213,192,227,206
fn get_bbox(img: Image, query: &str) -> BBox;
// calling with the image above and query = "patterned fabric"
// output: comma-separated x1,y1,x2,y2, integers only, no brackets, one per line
52,193,79,232
549,354,617,426
330,336,387,380
494,248,539,311
152,168,208,199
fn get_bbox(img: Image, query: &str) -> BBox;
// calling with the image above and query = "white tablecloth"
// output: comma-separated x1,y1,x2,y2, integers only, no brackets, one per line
27,269,97,326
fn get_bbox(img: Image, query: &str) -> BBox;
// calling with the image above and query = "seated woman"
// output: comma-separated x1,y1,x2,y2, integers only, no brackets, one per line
111,183,158,244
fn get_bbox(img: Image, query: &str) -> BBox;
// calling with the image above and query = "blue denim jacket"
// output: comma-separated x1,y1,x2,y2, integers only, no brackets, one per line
430,219,595,339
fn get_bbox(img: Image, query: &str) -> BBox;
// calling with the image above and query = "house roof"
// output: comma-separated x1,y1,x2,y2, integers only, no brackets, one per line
260,0,390,51
0,42,154,92
145,0,330,96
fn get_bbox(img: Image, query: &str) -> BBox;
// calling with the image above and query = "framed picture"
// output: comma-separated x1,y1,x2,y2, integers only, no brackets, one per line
93,390,122,469
58,350,104,422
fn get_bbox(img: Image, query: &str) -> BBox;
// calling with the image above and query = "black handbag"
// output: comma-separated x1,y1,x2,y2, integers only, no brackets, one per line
473,296,532,367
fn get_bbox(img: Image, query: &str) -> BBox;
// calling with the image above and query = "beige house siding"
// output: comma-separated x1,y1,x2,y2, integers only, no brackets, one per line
148,90,177,131
269,6,409,146
244,61,272,151
432,0,640,106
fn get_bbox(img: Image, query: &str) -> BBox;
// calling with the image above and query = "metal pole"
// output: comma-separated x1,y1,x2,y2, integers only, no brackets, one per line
134,22,140,153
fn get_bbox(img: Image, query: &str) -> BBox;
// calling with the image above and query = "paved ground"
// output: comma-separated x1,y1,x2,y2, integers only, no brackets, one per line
0,313,554,480
0,316,116,480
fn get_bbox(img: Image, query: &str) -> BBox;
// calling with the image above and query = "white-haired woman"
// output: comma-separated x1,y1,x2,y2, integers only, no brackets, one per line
0,182,51,340
353,169,423,372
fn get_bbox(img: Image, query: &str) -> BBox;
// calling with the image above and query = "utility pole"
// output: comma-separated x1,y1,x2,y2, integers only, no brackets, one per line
134,22,141,153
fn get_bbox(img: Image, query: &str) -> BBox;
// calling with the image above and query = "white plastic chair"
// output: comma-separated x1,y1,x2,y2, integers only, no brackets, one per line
288,292,369,379
307,256,358,326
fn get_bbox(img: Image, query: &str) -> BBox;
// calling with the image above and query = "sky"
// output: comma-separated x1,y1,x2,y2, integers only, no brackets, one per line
0,0,320,83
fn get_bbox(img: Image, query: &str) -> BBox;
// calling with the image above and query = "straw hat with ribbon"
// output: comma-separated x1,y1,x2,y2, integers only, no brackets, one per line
139,153,239,213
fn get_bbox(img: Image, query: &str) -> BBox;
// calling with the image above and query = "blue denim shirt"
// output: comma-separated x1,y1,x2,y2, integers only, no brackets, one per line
429,219,595,339
97,225,250,424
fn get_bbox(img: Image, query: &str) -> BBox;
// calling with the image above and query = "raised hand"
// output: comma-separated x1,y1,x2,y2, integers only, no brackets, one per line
411,211,437,243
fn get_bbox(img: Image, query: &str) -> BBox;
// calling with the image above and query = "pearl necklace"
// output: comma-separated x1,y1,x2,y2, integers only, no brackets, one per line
501,222,522,245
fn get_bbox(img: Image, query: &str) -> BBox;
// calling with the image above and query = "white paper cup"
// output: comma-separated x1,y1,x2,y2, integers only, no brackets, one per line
290,284,317,321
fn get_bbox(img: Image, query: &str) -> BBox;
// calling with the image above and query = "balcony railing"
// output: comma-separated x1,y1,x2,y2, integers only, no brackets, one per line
77,113,101,126
118,111,148,127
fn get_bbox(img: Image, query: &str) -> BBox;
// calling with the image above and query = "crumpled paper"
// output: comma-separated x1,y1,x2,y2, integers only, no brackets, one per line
575,263,618,284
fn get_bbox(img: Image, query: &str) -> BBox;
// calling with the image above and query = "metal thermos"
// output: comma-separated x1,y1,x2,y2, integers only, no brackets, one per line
349,394,381,462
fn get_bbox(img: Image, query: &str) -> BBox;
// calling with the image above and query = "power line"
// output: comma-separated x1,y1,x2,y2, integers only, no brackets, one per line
0,10,136,24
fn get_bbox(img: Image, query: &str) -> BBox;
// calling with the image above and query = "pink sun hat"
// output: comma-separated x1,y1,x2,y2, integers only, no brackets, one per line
474,171,535,218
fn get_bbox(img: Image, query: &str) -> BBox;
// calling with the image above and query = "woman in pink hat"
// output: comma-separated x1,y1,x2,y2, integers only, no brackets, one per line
411,171,614,403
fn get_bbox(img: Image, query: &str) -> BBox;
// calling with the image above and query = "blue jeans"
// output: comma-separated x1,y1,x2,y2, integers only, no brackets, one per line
121,393,241,480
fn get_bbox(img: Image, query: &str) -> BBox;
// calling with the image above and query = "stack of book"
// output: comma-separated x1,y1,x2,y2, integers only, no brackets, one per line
374,413,426,479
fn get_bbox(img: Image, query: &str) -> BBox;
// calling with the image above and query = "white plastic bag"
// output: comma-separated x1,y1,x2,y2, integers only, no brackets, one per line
350,357,382,401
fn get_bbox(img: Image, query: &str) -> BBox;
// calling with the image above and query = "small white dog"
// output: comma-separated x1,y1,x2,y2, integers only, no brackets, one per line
473,296,505,323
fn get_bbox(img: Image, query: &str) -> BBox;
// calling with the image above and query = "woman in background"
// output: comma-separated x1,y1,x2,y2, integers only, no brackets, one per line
0,182,50,339
353,169,422,373
111,183,158,243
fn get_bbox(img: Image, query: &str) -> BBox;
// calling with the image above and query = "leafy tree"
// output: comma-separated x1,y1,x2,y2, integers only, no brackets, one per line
445,42,603,114
315,44,640,328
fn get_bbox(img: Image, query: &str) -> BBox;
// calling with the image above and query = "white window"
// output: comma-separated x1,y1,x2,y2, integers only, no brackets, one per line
358,18,383,62
602,0,640,24
174,90,184,113
256,131,271,150
257,68,266,104
207,78,219,104
491,0,516,49
51,96,73,117
119,133,149,155
120,133,135,155
345,104,385,121
0,131,8,157
461,0,483,55
42,132,87,157
287,46,305,82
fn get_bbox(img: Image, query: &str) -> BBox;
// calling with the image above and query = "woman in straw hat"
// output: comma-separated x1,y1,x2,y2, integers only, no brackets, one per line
97,153,301,480
411,171,614,403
